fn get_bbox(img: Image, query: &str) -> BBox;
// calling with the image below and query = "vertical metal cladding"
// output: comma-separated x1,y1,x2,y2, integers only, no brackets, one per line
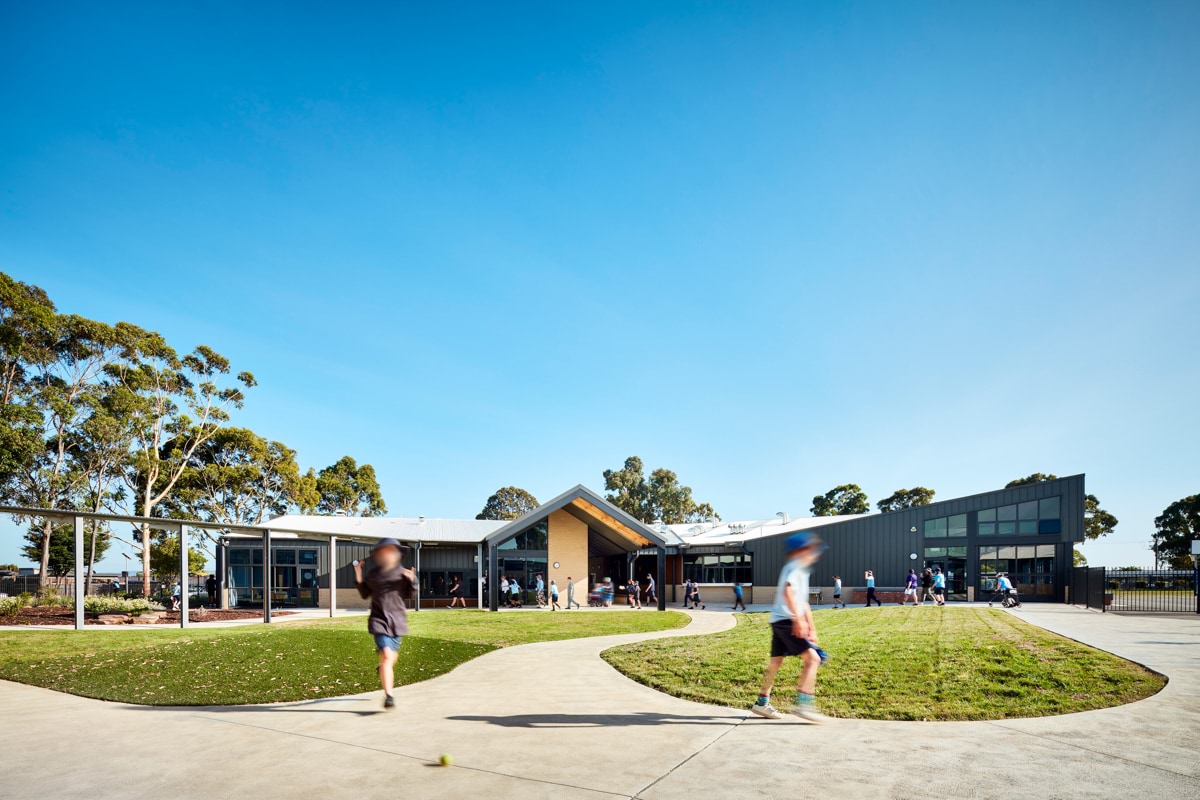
750,475,1085,598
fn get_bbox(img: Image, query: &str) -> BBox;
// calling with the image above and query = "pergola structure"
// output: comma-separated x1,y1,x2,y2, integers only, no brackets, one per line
0,504,368,630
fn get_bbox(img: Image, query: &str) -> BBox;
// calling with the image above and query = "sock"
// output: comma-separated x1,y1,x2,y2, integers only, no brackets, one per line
756,694,770,706
797,692,814,706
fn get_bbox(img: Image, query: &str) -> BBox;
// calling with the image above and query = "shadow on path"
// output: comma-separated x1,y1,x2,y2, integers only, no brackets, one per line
122,697,384,717
448,711,744,728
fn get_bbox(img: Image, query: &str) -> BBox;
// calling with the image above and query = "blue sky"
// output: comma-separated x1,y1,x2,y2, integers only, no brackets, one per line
2,1,1197,572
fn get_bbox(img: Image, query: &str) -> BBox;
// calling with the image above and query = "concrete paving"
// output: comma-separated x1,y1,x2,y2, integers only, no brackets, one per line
1,605,1197,799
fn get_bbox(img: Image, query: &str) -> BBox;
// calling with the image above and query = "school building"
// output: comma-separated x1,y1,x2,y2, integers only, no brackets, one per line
216,475,1087,611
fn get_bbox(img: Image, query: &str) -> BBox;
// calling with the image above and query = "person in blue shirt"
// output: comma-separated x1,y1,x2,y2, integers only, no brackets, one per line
864,570,882,607
751,532,828,722
732,581,747,611
932,568,947,606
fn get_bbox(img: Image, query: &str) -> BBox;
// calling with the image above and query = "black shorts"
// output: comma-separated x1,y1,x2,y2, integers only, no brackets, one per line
770,620,813,658
934,586,945,595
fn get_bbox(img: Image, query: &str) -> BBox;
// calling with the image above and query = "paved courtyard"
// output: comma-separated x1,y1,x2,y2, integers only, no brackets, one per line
1,605,1197,799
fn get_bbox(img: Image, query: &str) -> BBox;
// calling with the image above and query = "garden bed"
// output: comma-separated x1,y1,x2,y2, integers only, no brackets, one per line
1,606,297,626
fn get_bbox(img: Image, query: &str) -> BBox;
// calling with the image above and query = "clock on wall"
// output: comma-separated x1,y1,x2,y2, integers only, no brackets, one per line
553,562,560,569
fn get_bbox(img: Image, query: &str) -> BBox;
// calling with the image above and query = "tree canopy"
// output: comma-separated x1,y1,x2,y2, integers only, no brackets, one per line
1006,473,1118,540
876,487,935,513
477,486,539,520
1153,495,1198,569
811,484,869,516
0,271,385,595
21,521,109,579
602,456,719,524
316,456,387,516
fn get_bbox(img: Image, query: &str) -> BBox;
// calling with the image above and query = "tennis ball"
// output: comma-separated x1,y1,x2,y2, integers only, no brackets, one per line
439,753,453,767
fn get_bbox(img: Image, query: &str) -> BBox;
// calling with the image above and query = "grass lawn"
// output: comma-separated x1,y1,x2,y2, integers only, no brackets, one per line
602,607,1164,720
0,609,686,706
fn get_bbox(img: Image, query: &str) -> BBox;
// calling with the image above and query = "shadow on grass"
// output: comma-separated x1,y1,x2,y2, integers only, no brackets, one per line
447,711,744,728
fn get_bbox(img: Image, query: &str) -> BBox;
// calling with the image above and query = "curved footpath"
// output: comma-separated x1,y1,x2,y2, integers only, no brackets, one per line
1,605,1197,799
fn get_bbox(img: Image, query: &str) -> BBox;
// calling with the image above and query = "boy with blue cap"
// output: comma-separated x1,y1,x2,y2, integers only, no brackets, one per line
751,531,828,722
353,537,415,709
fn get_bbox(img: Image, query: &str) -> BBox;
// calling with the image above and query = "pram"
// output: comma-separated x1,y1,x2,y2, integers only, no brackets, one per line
988,588,1021,608
588,585,605,607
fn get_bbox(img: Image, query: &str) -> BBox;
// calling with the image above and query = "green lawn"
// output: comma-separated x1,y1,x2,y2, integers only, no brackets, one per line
0,610,687,706
601,608,1164,721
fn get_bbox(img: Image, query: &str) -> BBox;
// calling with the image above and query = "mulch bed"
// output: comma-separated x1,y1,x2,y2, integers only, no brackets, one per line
1,606,297,626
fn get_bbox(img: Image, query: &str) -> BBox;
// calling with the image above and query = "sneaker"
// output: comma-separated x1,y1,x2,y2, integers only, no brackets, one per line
383,694,395,710
791,704,828,723
750,702,782,720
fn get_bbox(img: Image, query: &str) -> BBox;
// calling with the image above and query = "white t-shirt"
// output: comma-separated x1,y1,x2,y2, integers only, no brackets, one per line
769,559,810,623
833,578,842,594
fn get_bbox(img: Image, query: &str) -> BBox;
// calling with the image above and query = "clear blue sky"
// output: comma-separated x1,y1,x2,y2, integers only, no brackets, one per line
2,1,1197,572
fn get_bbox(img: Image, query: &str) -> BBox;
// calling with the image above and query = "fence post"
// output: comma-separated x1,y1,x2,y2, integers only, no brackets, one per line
74,516,85,630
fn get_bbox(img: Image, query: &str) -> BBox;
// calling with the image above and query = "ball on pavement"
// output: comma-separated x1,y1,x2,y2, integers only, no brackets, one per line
439,753,453,767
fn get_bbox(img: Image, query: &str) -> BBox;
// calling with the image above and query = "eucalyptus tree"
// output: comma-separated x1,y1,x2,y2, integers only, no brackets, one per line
114,338,256,595
602,456,719,524
811,484,870,516
315,456,387,516
477,486,539,520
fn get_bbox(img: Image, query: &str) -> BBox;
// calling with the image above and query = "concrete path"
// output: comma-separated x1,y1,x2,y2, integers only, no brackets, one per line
1,606,1197,800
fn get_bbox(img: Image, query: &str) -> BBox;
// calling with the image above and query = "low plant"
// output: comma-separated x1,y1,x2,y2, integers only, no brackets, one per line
82,596,153,616
0,597,21,618
32,593,73,608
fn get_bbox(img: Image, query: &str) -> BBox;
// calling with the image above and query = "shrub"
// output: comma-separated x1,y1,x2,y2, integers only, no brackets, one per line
0,597,21,618
32,593,73,608
1134,580,1149,590
82,596,153,616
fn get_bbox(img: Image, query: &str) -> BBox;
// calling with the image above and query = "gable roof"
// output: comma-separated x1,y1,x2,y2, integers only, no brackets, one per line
483,484,669,548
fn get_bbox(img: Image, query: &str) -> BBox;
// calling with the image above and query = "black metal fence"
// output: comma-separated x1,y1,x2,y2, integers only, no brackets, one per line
1071,566,1108,611
1105,569,1198,613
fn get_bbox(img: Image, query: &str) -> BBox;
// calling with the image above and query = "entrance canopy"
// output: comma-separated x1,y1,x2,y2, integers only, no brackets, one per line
484,484,667,552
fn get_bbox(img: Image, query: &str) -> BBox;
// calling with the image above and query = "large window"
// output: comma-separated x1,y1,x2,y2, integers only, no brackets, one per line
498,520,548,551
978,544,1056,597
924,514,966,539
978,495,1061,536
682,552,752,584
226,546,320,607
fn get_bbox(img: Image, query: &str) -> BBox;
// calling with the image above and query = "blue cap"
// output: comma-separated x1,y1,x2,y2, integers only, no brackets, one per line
785,532,826,553
371,537,406,553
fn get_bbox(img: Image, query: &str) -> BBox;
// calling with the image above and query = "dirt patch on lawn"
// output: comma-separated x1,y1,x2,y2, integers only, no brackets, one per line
1,607,297,625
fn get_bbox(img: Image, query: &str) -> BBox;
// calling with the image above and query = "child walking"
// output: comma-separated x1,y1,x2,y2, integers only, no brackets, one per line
751,531,828,723
353,538,416,710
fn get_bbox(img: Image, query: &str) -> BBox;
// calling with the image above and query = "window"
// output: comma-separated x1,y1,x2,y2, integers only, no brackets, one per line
947,514,968,537
498,520,548,551
275,549,296,565
299,550,318,565
978,496,1063,536
252,548,263,565
924,518,947,538
925,546,946,558
1039,497,1060,520
682,553,752,584
229,549,250,565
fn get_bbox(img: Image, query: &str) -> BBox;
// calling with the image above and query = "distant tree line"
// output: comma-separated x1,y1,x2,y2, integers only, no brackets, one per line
0,272,386,596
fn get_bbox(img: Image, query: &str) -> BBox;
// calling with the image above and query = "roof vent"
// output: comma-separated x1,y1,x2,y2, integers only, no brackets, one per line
418,516,425,524
333,509,348,517
776,512,789,524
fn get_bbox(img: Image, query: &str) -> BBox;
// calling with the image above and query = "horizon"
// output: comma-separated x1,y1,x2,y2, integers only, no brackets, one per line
3,2,1198,572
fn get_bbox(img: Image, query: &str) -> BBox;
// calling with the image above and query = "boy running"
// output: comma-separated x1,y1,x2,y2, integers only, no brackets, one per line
353,538,416,710
751,532,827,722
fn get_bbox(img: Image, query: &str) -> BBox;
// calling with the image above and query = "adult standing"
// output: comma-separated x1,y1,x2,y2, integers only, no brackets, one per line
204,573,217,607
932,568,947,606
644,572,657,607
832,575,844,609
864,570,881,607
535,574,546,607
566,576,581,609
920,569,935,605
903,569,920,607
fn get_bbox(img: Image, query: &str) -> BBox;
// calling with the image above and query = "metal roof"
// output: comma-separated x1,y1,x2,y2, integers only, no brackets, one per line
260,514,505,543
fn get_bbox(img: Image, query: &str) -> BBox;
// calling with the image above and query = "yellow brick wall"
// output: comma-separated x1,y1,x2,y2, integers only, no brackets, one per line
548,509,588,600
